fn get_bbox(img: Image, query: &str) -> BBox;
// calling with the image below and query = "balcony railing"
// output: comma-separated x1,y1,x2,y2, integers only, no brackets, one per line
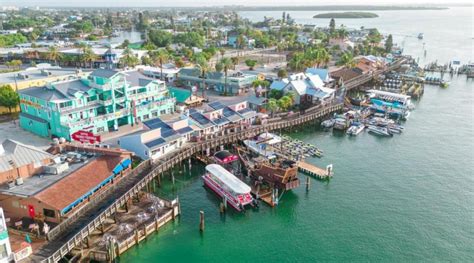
61,108,131,128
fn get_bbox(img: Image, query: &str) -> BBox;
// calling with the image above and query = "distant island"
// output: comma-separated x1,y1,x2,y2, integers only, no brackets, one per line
314,12,379,19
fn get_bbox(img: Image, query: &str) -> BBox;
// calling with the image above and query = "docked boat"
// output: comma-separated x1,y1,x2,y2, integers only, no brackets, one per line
321,119,335,128
238,141,300,191
202,164,255,212
333,116,351,130
346,124,365,136
368,125,393,137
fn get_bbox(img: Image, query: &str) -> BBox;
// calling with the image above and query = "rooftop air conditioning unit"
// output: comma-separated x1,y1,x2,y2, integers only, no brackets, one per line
15,177,24,185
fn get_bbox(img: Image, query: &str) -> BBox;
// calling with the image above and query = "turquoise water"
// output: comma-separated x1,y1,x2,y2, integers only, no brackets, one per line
120,8,473,262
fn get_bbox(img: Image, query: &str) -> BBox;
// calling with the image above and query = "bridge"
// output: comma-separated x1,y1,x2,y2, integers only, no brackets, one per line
31,103,343,263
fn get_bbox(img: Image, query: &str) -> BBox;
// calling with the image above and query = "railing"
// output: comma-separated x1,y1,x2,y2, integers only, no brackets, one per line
61,108,131,128
39,102,343,263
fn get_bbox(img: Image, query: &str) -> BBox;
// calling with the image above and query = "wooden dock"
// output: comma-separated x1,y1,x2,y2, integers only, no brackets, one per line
297,161,333,179
250,184,275,207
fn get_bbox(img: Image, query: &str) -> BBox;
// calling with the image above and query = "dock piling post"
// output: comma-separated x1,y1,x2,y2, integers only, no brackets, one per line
199,211,205,232
171,171,175,185
306,177,311,191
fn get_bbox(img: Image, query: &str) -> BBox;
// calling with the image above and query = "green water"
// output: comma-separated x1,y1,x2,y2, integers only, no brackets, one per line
120,8,473,262
120,77,473,263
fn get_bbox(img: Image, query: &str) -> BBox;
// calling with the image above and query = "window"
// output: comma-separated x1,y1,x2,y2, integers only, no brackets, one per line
43,208,55,218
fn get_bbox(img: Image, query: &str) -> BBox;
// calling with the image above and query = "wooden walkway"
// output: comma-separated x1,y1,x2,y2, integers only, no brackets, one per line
297,161,333,179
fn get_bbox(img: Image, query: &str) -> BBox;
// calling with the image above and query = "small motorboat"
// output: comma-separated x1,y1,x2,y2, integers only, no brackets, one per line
368,125,393,137
321,119,335,128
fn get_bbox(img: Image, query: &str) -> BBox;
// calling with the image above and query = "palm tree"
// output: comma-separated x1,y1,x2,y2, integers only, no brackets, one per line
231,56,239,69
267,98,278,116
47,46,62,66
152,49,169,81
338,52,356,68
82,47,98,69
195,56,209,98
288,52,305,72
220,57,233,95
120,48,139,68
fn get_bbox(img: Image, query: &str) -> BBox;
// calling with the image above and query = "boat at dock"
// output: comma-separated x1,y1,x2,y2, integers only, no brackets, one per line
367,125,393,137
202,164,255,212
346,124,365,136
321,119,335,128
237,141,300,191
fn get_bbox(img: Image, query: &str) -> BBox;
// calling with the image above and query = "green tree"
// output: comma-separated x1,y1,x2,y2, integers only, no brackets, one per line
141,55,153,66
0,85,19,114
329,18,336,34
82,47,98,68
385,34,393,53
119,48,139,68
337,52,356,68
288,52,305,72
277,95,293,111
151,49,170,81
220,57,233,95
195,55,210,98
47,46,63,66
277,69,288,79
231,57,240,69
148,30,173,47
245,59,257,70
215,62,223,72
267,98,278,116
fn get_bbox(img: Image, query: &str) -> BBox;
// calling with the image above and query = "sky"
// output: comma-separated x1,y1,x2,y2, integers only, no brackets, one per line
1,0,471,7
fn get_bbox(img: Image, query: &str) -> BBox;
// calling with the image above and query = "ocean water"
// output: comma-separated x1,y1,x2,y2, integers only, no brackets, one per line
120,7,473,262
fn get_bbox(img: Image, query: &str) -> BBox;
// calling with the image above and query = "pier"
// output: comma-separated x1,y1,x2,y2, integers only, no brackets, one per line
31,103,343,263
297,161,333,179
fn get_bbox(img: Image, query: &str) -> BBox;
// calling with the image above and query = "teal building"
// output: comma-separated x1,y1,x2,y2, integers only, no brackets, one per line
18,69,176,140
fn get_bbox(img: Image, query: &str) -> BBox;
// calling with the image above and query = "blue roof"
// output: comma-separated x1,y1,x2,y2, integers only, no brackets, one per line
223,107,238,117
145,138,166,149
306,68,329,81
208,101,226,110
176,126,193,134
238,108,254,114
161,129,178,138
270,80,287,91
213,116,229,125
190,112,212,125
143,118,169,130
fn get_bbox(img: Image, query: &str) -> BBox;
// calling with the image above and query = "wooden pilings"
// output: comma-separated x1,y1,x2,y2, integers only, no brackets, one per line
199,211,205,232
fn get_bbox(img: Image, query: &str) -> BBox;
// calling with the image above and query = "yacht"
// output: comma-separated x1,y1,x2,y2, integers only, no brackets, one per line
368,125,393,137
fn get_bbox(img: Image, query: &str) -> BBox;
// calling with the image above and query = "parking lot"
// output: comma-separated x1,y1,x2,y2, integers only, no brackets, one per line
0,120,51,150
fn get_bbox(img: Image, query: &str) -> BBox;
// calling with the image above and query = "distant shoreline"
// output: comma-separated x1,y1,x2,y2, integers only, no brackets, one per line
313,12,379,19
50,5,450,11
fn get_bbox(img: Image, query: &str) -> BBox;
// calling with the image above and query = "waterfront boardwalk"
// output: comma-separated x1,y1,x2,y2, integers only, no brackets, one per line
31,103,343,262
297,161,332,179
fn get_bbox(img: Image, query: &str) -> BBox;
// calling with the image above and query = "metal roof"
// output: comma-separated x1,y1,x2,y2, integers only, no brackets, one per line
144,138,166,149
0,139,53,173
208,101,226,110
90,68,120,78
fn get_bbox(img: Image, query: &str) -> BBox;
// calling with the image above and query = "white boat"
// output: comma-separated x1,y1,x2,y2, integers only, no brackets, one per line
368,125,393,137
352,125,365,135
321,119,335,128
202,164,255,212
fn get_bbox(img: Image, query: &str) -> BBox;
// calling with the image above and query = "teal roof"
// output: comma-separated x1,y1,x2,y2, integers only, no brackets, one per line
169,87,191,103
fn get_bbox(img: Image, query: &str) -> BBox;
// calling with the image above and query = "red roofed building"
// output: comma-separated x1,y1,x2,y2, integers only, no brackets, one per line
0,143,133,224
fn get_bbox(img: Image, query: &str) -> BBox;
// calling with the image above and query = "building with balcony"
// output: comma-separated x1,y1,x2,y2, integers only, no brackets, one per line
18,69,176,141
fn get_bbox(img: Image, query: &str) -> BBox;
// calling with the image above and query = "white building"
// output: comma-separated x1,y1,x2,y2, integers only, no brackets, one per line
118,117,194,160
